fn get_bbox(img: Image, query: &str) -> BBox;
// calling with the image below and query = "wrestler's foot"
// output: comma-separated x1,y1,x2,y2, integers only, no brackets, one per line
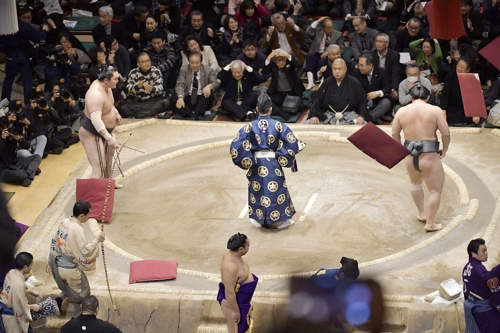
275,219,295,229
249,219,262,228
417,215,427,222
424,223,443,232
115,183,123,189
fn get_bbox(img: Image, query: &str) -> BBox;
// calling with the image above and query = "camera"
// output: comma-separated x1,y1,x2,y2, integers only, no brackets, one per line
7,124,21,136
61,89,71,100
34,87,48,108
9,100,26,121
40,44,69,64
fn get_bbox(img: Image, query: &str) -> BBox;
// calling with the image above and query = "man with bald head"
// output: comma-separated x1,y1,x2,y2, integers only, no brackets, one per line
304,16,345,90
308,58,369,125
262,13,306,65
317,44,342,82
218,60,260,121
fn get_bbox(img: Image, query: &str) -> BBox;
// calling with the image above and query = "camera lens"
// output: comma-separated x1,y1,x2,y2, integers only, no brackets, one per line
37,98,47,108
61,90,71,100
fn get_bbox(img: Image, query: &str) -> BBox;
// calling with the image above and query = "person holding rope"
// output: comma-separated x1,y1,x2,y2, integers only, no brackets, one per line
391,81,450,232
48,201,105,318
79,66,123,189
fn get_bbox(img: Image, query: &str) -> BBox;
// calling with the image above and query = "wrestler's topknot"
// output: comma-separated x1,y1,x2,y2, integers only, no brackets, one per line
227,233,248,251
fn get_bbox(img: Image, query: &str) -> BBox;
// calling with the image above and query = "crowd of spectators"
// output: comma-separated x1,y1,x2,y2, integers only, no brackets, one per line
1,0,500,185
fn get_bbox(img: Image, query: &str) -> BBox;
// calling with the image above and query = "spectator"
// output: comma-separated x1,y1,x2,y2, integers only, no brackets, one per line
121,57,169,118
92,6,126,52
60,296,122,333
174,52,220,120
344,0,378,33
352,54,392,124
44,44,86,98
87,47,108,82
371,33,400,103
121,5,149,52
441,57,480,126
263,49,305,120
395,17,426,52
112,0,149,16
23,89,67,155
400,1,429,32
262,13,307,66
236,39,270,83
348,16,378,61
236,0,270,41
485,80,500,107
217,60,260,121
58,31,91,66
0,116,41,187
18,6,40,30
140,14,163,49
305,17,345,90
396,63,433,113
317,44,343,82
155,0,183,35
188,0,225,30
409,38,443,91
175,11,217,52
103,35,132,83
45,83,81,133
219,15,244,67
308,58,369,125
228,0,245,15
181,35,221,75
144,31,177,89
316,0,344,18
460,0,483,45
0,16,50,104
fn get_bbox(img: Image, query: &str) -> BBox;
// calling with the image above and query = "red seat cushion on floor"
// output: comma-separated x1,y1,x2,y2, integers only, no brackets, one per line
129,260,178,283
347,123,410,169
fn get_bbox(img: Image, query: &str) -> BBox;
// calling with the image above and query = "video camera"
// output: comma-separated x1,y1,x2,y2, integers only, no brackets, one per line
40,44,69,64
9,100,26,121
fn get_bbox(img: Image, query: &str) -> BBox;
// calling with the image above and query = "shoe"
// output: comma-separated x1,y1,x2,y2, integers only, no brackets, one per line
382,115,393,122
21,179,32,187
49,147,64,155
249,219,262,228
67,136,80,145
54,297,63,314
42,152,48,159
35,168,41,176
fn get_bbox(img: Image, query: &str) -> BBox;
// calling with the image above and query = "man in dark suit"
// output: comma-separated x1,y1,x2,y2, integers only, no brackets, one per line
174,52,220,120
460,0,483,44
262,13,307,66
317,44,343,82
348,16,378,61
371,33,401,105
92,6,126,51
305,17,345,90
344,0,378,33
218,60,260,121
263,49,305,121
395,17,426,52
120,5,149,52
174,11,216,52
352,54,392,124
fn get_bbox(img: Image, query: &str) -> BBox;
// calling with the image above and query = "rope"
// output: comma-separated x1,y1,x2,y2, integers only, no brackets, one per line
99,132,132,313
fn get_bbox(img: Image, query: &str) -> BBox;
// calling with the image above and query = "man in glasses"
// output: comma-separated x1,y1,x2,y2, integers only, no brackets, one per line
395,17,427,53
236,40,270,84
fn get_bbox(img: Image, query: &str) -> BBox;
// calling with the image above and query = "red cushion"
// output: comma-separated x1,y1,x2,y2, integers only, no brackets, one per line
129,260,178,283
457,73,488,118
347,123,410,169
76,179,115,223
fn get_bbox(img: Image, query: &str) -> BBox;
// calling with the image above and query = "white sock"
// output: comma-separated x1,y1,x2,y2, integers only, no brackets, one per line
306,72,314,90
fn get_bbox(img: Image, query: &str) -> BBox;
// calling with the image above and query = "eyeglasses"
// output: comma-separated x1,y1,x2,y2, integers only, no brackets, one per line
274,58,286,63
21,15,32,19
408,26,420,31
139,59,151,63
244,47,257,51
53,90,60,93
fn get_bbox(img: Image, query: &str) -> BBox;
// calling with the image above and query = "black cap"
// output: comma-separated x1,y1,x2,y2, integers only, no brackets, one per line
257,92,272,111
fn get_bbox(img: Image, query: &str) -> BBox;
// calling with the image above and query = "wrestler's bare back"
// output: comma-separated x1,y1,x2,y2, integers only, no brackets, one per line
84,80,116,129
393,100,445,142
221,252,254,285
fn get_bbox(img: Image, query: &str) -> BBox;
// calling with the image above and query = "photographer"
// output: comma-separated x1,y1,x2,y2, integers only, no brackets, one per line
23,90,66,155
0,116,41,187
44,44,86,98
45,82,82,134
7,100,47,159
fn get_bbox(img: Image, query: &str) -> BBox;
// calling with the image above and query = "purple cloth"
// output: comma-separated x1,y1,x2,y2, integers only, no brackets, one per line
217,274,258,333
15,222,29,241
462,258,500,333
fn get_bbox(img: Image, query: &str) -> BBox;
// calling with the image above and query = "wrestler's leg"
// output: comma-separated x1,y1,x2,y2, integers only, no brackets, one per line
220,300,237,333
79,127,106,179
404,155,426,222
420,154,445,232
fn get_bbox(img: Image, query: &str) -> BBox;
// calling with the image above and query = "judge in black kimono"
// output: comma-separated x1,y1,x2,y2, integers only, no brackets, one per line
308,58,370,125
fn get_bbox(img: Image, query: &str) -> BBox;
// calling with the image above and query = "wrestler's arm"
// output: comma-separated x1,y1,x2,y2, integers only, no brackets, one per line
109,88,122,125
221,264,241,321
87,91,116,146
391,112,402,143
436,107,450,158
